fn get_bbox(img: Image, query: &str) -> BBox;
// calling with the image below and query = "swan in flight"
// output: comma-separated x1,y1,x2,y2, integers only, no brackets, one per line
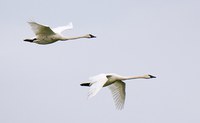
80,73,156,110
24,22,96,44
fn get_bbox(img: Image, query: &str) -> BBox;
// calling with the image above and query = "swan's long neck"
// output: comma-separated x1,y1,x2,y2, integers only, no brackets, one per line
60,35,88,41
120,75,147,80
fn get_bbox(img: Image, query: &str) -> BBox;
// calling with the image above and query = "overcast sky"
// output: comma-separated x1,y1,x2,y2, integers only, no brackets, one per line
0,0,200,123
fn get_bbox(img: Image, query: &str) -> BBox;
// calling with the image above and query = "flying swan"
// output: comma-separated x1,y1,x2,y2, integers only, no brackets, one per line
80,73,156,110
24,21,96,44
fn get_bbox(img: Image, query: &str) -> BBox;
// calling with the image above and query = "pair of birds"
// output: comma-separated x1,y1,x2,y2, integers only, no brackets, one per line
25,22,156,110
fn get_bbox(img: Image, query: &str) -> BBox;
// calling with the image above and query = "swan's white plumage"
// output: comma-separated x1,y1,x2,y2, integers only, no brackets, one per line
81,73,156,110
84,73,127,109
24,21,96,44
52,22,73,34
28,22,55,36
108,80,126,110
88,74,108,98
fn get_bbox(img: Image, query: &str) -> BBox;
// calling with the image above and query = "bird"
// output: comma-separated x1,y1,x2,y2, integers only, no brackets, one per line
80,73,156,110
24,21,96,44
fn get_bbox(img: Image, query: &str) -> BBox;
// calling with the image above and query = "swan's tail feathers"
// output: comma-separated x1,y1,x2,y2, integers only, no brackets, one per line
24,38,37,42
80,83,90,87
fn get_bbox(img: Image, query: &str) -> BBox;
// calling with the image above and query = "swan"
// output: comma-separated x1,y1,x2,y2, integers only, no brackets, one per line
24,21,96,44
80,73,156,110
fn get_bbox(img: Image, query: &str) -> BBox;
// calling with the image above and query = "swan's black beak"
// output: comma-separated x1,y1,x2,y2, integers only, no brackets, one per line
149,75,156,78
89,34,96,38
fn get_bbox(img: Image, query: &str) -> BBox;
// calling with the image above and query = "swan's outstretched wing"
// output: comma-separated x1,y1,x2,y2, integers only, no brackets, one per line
28,22,55,36
88,74,108,98
52,22,73,34
109,80,126,110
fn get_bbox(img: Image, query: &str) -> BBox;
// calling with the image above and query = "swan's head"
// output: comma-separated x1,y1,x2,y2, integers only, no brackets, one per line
86,34,96,38
144,74,156,79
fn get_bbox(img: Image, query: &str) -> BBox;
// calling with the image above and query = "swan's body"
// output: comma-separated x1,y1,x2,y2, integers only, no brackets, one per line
80,73,156,110
24,22,96,44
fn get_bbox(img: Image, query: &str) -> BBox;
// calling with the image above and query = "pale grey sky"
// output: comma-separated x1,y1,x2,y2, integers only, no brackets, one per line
0,0,200,123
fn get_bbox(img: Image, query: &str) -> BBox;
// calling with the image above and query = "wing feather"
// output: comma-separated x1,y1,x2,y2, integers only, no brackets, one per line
88,74,108,99
52,22,73,34
28,22,55,36
109,80,126,110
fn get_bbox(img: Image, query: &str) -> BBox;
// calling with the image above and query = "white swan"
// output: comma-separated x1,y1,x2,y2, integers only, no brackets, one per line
80,73,156,110
24,22,96,44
